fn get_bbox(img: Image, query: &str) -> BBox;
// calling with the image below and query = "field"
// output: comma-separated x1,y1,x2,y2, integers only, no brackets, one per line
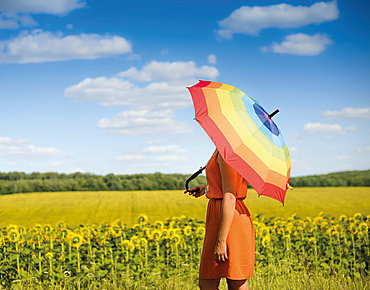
0,188,369,289
0,187,369,227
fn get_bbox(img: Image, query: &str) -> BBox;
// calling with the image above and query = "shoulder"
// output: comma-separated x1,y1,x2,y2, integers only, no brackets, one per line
216,153,237,176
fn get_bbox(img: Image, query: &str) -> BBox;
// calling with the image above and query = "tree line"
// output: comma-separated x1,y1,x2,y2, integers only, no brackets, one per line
0,170,368,195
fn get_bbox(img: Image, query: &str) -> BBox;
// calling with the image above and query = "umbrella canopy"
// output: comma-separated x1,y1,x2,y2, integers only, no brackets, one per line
188,80,291,204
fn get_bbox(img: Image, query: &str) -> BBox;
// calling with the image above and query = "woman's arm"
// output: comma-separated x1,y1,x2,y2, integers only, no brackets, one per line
214,153,237,263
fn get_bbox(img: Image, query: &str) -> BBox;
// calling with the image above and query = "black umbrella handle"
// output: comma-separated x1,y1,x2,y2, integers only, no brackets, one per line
268,109,279,119
185,166,206,192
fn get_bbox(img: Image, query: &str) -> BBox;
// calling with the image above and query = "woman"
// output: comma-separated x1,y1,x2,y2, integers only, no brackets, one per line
185,149,255,290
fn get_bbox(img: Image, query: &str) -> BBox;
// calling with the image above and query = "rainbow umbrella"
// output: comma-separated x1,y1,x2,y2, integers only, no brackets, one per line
188,80,291,204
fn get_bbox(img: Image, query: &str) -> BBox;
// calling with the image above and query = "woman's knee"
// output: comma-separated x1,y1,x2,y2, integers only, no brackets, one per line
199,278,220,290
226,278,248,290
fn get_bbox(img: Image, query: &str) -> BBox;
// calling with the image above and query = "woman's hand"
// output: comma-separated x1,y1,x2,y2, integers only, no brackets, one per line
214,239,228,263
184,185,206,198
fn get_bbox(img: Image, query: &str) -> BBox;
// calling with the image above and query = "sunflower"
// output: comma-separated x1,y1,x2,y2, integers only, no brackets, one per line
138,214,148,224
18,226,26,234
283,234,290,241
339,215,347,223
132,224,141,232
32,233,43,243
7,229,20,243
349,223,358,235
69,233,84,248
95,233,108,246
313,216,324,226
145,229,153,240
359,222,368,233
57,221,66,229
6,224,18,234
110,226,122,237
122,239,130,250
139,237,148,248
304,217,312,223
183,226,192,237
262,237,271,247
60,229,69,240
154,221,164,230
331,231,340,240
260,227,270,237
45,252,53,260
171,234,181,246
162,229,169,238
152,230,162,242
169,228,176,237
128,241,135,251
111,219,124,228
34,224,42,232
130,235,139,246
43,224,53,233
353,213,363,221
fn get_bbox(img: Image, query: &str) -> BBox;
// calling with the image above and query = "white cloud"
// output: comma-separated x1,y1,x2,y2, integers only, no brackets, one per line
217,0,339,38
0,1,85,30
0,137,73,159
0,136,31,144
143,145,187,154
303,123,356,135
0,12,36,29
322,107,370,120
0,0,85,15
117,60,218,83
66,60,218,136
66,61,218,108
263,33,332,55
155,155,188,162
0,30,132,63
208,54,217,64
117,155,145,161
97,109,193,136
66,77,192,109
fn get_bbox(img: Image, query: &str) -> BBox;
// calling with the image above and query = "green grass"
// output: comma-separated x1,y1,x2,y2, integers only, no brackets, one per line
0,187,369,227
4,263,369,289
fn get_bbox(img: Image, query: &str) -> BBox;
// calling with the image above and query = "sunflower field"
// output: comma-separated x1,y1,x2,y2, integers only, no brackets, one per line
0,213,369,288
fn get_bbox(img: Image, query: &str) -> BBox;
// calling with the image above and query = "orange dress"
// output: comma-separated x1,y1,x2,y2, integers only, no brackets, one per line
199,150,255,280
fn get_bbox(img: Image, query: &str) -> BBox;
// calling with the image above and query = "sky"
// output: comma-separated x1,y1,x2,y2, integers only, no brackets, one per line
0,0,369,177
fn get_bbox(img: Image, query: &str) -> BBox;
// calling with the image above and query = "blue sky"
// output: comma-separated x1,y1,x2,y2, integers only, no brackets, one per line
0,0,369,177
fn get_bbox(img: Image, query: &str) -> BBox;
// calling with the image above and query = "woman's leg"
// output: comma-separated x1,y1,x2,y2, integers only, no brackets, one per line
199,278,221,290
226,278,249,290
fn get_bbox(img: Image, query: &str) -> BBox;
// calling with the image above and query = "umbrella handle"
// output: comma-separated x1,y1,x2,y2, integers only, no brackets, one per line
268,109,279,119
185,166,206,192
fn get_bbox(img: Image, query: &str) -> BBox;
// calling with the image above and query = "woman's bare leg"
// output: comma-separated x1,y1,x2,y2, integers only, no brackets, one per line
199,278,221,290
226,278,249,290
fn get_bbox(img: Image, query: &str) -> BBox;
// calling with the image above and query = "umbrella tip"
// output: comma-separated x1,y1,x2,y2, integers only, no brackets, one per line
268,109,279,119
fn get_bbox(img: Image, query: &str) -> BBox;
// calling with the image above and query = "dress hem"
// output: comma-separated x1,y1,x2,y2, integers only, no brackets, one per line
199,274,254,280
